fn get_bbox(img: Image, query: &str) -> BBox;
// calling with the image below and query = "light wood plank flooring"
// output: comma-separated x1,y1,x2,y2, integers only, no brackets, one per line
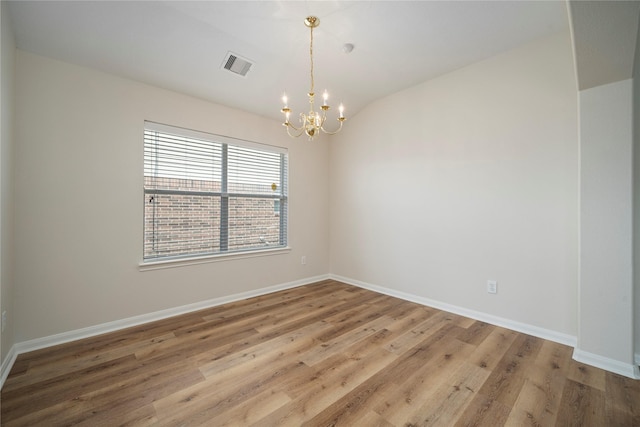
2,280,639,426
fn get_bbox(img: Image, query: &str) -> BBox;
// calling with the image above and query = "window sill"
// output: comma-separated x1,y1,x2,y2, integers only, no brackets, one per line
138,247,292,271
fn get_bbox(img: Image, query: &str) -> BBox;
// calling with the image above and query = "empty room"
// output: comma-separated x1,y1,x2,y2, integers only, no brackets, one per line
0,0,639,425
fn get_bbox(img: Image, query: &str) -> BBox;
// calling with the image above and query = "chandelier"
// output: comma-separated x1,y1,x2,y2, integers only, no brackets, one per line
281,16,346,140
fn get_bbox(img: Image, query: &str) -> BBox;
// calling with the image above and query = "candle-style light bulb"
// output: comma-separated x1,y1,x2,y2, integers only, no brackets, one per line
323,90,328,106
339,103,345,118
282,93,288,108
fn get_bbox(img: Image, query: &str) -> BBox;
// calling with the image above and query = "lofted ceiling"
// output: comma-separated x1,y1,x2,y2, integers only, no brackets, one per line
6,1,570,122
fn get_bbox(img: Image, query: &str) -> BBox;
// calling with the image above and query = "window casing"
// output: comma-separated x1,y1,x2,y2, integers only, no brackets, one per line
143,122,288,261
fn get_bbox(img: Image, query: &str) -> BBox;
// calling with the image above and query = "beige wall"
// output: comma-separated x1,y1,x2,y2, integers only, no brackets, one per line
634,16,640,364
329,32,579,336
1,1,16,363
13,51,330,342
578,78,634,368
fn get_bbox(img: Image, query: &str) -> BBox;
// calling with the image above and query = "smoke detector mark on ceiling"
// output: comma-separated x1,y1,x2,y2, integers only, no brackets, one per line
222,52,253,77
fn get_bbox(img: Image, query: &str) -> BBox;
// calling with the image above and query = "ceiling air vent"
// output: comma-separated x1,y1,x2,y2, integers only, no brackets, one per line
221,52,253,77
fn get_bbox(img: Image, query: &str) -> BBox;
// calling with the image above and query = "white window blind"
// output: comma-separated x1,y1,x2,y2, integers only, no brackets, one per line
143,122,288,261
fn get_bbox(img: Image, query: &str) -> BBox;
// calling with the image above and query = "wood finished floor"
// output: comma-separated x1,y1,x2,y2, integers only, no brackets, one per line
2,280,640,426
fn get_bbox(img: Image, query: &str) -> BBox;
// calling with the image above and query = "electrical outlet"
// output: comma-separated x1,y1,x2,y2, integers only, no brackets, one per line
2,311,6,333
301,256,306,265
487,280,497,294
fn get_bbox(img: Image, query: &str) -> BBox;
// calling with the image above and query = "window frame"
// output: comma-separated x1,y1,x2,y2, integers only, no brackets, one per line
141,121,289,269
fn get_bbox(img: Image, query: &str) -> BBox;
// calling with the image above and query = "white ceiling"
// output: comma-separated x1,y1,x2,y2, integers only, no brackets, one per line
6,1,570,122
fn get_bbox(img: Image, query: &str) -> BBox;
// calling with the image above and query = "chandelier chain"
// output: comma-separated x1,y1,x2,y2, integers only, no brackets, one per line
309,24,314,94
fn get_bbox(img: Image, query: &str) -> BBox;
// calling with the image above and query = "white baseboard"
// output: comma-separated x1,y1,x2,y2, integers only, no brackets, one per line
0,274,330,390
573,348,640,379
0,345,18,389
330,274,577,347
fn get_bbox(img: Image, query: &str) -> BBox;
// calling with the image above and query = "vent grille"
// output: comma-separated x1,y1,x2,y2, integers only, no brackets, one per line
222,52,253,77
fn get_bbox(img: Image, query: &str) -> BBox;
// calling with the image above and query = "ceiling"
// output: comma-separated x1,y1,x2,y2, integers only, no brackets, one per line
568,0,640,90
6,1,570,122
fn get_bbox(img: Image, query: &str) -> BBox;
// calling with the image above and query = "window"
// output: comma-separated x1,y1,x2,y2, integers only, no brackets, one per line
143,122,288,261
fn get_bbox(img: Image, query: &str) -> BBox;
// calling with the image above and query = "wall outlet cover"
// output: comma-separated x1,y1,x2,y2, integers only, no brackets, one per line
487,280,498,294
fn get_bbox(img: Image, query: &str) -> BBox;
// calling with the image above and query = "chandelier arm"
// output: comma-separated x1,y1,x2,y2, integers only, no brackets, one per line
284,122,305,138
286,120,301,131
320,119,345,135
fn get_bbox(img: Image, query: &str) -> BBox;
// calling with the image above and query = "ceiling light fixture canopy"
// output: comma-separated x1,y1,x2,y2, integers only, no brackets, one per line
281,16,346,140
